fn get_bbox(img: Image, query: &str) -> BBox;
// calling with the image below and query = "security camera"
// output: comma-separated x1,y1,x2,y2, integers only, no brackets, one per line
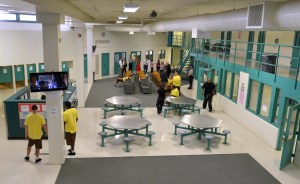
150,10,157,18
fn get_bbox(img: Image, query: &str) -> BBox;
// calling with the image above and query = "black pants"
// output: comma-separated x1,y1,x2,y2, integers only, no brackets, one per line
144,65,148,74
151,67,153,73
203,94,213,111
188,76,193,88
156,98,164,113
129,63,133,70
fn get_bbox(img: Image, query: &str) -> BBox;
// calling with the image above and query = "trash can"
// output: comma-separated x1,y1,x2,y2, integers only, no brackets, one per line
262,53,277,74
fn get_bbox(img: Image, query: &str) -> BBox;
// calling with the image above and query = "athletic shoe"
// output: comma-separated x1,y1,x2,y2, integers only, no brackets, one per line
68,149,72,153
24,156,30,161
68,152,76,156
35,158,42,163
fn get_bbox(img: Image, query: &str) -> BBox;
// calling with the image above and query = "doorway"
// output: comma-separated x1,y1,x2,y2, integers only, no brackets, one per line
130,51,141,74
101,53,110,76
196,61,212,100
280,99,300,170
114,52,126,75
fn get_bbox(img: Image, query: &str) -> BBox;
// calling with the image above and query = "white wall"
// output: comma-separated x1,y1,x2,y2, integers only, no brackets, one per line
93,26,170,76
216,94,279,149
0,22,75,67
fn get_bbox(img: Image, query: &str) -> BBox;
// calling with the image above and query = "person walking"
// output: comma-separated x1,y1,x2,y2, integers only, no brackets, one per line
165,61,171,78
122,60,127,77
128,55,133,71
150,59,154,73
24,105,48,163
202,79,215,112
188,65,194,89
173,70,181,96
156,83,166,114
63,101,79,155
144,56,149,74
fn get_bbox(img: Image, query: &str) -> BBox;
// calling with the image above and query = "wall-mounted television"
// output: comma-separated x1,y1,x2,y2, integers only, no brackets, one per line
30,72,68,92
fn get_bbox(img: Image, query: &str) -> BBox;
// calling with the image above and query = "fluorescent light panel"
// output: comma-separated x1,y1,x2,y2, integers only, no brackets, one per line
116,20,123,24
129,31,134,35
123,3,140,13
118,15,128,20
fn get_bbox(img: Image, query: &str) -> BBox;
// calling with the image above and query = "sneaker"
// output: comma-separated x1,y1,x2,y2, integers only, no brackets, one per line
24,156,30,161
35,158,42,163
68,149,72,153
114,84,117,87
68,152,76,156
209,109,212,112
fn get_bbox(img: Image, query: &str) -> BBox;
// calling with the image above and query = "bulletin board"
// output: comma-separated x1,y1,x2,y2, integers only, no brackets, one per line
18,103,47,128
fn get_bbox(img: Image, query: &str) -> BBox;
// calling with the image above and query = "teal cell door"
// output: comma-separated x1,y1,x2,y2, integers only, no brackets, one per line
61,61,69,73
14,65,25,81
130,51,141,73
84,54,88,78
102,53,110,76
27,64,36,79
38,63,44,72
196,62,212,100
114,52,126,74
0,66,13,83
280,102,300,170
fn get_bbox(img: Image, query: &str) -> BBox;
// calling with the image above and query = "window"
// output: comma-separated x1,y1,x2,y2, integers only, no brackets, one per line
19,14,36,21
248,80,260,112
145,50,153,60
225,71,232,97
0,13,16,21
158,50,165,59
232,74,239,102
272,89,281,123
259,84,272,119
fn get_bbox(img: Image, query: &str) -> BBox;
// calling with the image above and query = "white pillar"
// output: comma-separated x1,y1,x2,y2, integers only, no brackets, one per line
73,27,85,107
38,13,65,164
85,24,94,84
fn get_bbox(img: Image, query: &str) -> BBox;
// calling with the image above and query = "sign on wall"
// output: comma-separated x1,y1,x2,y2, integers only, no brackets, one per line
237,72,250,108
18,103,47,128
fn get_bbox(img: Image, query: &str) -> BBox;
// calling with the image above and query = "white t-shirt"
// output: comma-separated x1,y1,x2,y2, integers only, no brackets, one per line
119,59,123,68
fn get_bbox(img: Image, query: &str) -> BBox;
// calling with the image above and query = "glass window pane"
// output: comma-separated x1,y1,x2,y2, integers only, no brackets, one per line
19,14,36,21
225,72,232,97
249,80,259,112
260,84,272,118
272,90,281,123
232,74,239,102
0,13,16,20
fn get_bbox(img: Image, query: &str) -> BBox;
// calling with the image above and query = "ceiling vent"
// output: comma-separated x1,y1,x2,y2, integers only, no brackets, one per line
246,2,279,29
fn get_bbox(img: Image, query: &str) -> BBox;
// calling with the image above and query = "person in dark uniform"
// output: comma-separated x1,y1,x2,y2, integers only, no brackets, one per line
160,69,168,88
165,61,171,78
156,83,167,114
202,78,215,112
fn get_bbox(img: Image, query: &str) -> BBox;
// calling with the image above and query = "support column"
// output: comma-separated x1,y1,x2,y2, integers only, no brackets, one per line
38,13,65,164
86,24,94,83
73,27,85,107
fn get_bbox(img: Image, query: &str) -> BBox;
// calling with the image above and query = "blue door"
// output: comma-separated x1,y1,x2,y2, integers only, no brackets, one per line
84,54,88,78
102,53,110,76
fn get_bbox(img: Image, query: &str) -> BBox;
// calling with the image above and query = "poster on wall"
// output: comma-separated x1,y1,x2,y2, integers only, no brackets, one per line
18,103,47,128
237,72,250,108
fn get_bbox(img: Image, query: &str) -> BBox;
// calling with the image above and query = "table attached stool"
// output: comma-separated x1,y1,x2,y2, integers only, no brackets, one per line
205,134,214,150
124,137,133,152
222,130,231,144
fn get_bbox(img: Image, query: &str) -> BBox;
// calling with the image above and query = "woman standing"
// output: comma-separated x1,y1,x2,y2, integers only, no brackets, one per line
156,60,160,71
188,65,194,89
150,59,154,73
136,59,141,71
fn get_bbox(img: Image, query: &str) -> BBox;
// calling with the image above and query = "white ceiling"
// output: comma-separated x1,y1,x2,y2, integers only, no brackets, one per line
0,0,292,25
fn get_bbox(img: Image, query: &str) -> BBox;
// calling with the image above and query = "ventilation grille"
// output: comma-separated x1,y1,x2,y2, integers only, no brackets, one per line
247,4,264,28
95,40,110,44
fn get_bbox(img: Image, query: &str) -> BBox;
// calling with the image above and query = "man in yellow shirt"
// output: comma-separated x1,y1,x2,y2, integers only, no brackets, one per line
24,105,47,163
63,101,79,156
170,88,179,97
173,70,181,96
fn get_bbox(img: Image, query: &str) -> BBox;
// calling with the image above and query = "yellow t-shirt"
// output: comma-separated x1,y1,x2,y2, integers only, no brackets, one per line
167,79,173,86
123,77,129,82
173,75,181,87
24,114,46,140
171,88,179,97
63,108,79,133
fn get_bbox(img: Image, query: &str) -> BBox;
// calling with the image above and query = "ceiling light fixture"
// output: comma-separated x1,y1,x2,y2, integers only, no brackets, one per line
0,10,8,14
123,3,140,13
118,15,128,20
129,31,134,35
116,20,123,24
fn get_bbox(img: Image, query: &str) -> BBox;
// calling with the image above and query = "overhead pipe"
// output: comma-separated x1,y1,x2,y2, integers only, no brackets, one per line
105,0,300,32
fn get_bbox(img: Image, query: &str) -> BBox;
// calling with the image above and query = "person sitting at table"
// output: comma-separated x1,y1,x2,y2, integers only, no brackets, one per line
166,75,174,93
170,87,179,97
114,74,133,87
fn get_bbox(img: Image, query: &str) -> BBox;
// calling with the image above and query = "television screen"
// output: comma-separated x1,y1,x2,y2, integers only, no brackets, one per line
30,72,68,92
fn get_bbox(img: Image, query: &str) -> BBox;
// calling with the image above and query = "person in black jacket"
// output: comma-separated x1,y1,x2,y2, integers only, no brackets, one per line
202,79,215,112
165,61,171,78
156,83,166,114
160,69,168,88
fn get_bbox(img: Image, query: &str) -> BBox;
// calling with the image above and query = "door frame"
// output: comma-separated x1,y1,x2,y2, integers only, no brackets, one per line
101,53,110,76
280,100,300,170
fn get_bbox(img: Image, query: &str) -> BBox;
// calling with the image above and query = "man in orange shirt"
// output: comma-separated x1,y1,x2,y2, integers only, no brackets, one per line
24,105,48,163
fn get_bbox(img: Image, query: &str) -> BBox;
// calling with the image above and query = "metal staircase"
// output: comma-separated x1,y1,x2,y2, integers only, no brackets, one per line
178,40,193,78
